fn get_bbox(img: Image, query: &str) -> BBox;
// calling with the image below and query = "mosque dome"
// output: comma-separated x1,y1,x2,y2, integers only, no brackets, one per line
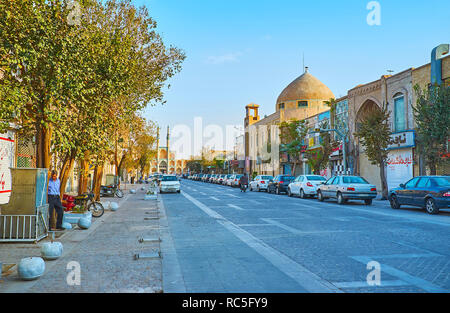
276,68,334,107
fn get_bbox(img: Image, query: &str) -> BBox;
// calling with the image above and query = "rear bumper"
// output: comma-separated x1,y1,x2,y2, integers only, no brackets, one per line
342,192,377,200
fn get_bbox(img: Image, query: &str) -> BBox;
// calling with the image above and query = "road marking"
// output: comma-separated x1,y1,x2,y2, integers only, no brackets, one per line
261,218,355,235
210,196,220,201
332,280,409,288
226,194,238,198
228,204,245,211
350,255,448,293
237,224,272,227
249,200,261,205
200,192,207,196
181,191,341,293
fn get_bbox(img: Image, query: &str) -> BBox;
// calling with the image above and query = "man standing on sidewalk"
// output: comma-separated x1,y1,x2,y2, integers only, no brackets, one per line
48,170,64,231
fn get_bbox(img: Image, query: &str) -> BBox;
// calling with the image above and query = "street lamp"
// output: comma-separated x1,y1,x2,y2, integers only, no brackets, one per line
309,128,348,174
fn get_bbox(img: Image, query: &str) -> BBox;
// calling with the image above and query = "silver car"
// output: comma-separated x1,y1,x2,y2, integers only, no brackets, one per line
317,175,377,205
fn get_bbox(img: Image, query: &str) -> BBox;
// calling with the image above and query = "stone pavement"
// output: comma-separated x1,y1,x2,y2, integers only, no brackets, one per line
0,185,164,293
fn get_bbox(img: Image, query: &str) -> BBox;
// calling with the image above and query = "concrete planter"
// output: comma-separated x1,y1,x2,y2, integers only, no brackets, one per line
18,257,45,281
64,211,92,224
41,242,63,260
110,202,119,211
78,217,91,229
62,222,72,230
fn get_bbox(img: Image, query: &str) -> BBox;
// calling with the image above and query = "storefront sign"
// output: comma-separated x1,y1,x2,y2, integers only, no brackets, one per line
388,131,415,150
386,149,413,190
0,131,15,204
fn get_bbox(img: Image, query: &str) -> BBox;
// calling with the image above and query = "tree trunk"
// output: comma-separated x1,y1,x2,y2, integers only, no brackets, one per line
93,162,104,201
429,162,437,175
36,123,52,170
60,150,76,197
379,159,388,200
78,152,90,195
291,162,297,176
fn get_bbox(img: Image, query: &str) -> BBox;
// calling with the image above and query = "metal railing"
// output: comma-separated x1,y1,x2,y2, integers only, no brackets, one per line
0,206,48,243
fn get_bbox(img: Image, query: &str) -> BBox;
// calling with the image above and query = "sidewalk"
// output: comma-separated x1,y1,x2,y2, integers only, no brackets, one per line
0,185,163,293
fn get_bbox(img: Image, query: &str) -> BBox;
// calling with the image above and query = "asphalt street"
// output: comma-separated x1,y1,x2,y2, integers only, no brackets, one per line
161,179,450,293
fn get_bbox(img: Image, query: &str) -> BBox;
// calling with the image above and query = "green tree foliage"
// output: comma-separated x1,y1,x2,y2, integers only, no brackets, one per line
305,120,338,175
279,119,308,175
354,105,391,199
413,84,450,175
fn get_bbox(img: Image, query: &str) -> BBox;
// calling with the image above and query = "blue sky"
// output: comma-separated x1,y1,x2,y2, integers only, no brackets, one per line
136,0,450,151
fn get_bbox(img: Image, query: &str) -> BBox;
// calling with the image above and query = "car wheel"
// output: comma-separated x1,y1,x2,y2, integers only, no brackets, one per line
249,185,253,191
337,192,345,205
300,189,305,199
364,199,372,205
318,190,324,202
288,188,292,197
257,185,260,192
177,190,181,193
425,198,439,214
389,195,401,209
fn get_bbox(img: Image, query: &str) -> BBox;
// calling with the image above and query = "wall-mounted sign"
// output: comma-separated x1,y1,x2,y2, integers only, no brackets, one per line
0,131,15,205
388,130,415,150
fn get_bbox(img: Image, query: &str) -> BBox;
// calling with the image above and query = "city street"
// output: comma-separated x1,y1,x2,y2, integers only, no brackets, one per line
161,179,450,293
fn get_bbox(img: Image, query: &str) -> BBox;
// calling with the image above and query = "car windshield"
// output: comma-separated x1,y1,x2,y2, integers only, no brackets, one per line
162,176,178,181
432,177,450,187
236,175,243,178
261,176,273,180
307,176,327,181
342,176,369,184
281,176,295,181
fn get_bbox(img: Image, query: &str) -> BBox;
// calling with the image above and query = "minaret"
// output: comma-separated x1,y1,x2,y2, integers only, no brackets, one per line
156,127,160,173
166,126,170,174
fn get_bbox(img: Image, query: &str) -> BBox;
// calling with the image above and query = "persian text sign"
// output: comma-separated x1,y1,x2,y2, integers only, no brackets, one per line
388,131,415,150
0,131,15,204
386,150,413,190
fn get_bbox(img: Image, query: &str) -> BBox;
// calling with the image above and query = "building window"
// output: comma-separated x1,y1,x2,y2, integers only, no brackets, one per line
394,94,406,132
298,101,308,108
279,103,285,110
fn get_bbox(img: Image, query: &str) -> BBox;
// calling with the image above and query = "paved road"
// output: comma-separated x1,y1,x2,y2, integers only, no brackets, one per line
161,179,450,293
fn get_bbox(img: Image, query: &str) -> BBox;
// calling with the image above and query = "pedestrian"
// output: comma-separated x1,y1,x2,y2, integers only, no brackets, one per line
48,170,64,231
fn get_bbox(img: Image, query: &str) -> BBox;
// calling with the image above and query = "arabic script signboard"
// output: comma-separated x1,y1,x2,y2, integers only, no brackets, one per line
0,131,15,205
388,131,415,150
386,149,413,190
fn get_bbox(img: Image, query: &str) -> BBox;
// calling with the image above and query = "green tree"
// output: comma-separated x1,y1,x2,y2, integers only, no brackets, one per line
305,120,338,175
355,105,391,199
279,119,308,175
413,84,450,175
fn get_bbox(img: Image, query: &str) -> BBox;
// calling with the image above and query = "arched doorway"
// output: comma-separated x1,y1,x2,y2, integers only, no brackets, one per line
355,99,382,191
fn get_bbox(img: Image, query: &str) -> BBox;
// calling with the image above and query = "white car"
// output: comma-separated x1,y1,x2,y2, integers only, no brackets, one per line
159,175,181,193
249,175,273,192
230,174,243,187
288,175,327,198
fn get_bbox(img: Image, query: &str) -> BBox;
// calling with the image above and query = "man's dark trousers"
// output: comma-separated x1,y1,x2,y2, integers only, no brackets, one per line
48,195,64,229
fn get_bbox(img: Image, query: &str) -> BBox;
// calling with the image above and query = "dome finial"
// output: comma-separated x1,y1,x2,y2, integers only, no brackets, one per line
305,66,309,73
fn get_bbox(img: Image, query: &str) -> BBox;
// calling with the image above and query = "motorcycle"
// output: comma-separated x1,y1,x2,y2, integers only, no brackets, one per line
240,183,248,192
62,192,104,218
100,184,124,198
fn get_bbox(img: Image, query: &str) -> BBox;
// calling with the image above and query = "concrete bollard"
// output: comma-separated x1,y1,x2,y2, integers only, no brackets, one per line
18,257,45,281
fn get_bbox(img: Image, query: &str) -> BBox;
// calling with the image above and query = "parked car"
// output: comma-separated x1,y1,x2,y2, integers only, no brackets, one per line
225,175,236,186
267,175,295,194
389,176,450,214
288,175,327,198
202,174,211,182
317,175,377,205
231,174,243,187
159,175,181,193
217,174,227,184
222,174,232,185
249,175,274,192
